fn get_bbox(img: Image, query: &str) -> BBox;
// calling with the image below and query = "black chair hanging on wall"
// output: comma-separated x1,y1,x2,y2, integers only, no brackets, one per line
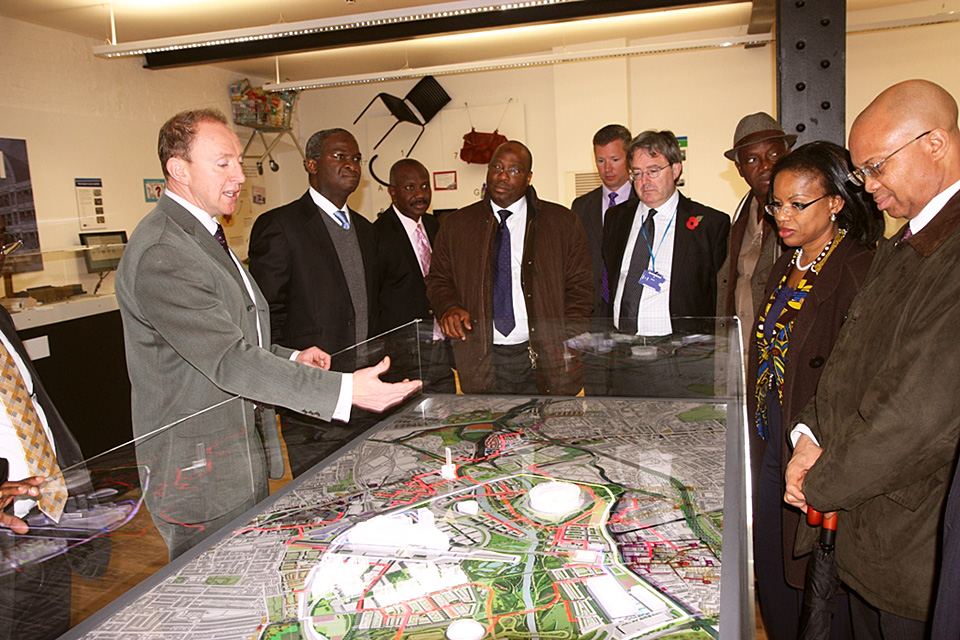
353,75,451,156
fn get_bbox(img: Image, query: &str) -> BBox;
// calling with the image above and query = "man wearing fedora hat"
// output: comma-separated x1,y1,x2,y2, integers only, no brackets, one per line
718,112,795,352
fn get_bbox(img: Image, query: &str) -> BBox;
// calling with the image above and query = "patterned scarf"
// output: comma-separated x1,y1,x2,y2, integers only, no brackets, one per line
754,228,847,439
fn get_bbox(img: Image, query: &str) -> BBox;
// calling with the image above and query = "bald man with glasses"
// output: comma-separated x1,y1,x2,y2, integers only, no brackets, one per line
785,80,960,637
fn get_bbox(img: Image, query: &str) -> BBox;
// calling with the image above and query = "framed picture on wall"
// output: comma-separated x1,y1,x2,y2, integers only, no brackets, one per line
434,171,457,191
144,179,165,202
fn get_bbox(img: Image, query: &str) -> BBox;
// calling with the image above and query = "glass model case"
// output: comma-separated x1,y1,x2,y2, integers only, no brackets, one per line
4,317,751,639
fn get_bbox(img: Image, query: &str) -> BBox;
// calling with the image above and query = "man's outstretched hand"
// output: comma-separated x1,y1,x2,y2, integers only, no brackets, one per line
352,356,422,412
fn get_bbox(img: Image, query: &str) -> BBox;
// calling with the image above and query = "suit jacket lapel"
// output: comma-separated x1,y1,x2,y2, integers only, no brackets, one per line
160,196,252,304
300,194,350,297
389,207,424,280
672,193,694,276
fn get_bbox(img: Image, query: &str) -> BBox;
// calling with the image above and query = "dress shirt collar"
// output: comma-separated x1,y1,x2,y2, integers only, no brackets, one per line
393,206,427,243
490,194,527,221
641,188,680,220
909,178,960,235
309,186,352,226
603,181,634,207
166,190,219,236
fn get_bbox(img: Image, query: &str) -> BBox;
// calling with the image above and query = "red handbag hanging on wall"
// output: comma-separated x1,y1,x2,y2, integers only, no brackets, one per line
459,99,512,165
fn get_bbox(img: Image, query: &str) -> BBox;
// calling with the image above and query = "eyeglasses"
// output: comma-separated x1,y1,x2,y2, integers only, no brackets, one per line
764,194,830,217
330,152,362,165
488,164,526,177
848,130,931,186
630,165,671,181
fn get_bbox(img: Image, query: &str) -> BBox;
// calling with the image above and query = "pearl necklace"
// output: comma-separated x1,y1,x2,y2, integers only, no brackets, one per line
793,228,847,273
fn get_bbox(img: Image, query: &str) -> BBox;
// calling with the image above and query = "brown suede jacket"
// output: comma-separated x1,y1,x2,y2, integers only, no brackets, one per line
425,186,593,395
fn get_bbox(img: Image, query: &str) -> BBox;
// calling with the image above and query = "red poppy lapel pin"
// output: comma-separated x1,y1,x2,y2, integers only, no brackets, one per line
686,215,703,230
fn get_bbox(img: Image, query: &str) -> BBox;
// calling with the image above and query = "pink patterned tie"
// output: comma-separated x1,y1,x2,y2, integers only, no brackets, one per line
415,224,431,276
0,342,67,521
414,224,443,339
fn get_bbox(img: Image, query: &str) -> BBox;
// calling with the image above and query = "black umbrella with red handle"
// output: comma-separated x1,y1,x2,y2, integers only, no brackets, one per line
798,508,840,639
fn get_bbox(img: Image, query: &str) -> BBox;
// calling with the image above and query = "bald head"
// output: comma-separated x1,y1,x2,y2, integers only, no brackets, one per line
849,80,960,219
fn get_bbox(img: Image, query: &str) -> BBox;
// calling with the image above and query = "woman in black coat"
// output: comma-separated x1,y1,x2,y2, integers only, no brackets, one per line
748,141,881,639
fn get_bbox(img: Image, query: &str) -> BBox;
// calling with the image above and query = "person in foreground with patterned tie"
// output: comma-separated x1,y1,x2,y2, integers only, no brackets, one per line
426,140,593,395
0,233,109,636
117,110,419,559
374,159,455,393
603,130,730,338
783,80,960,637
571,124,637,320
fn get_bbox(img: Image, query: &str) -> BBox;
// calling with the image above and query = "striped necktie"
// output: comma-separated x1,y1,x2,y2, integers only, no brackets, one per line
0,341,67,521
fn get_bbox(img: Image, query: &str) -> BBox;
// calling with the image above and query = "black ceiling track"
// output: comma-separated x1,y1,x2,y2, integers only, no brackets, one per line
143,0,719,69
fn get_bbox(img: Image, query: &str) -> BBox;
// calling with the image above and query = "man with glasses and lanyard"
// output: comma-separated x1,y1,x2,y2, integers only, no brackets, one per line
603,130,729,338
785,79,960,637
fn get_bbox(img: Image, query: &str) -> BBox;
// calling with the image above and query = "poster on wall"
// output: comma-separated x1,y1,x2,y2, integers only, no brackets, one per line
76,178,108,229
0,138,43,274
144,179,165,202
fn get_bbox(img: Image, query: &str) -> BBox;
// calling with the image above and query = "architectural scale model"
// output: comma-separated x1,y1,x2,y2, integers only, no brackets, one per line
81,395,730,640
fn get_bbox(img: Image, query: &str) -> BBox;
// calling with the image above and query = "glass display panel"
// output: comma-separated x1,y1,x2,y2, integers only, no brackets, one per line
16,318,751,639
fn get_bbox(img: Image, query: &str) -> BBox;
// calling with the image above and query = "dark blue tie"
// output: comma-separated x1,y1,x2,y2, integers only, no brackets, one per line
618,208,656,334
493,209,515,336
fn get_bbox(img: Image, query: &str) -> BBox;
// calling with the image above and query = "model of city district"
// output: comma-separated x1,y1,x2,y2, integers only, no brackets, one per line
86,396,729,640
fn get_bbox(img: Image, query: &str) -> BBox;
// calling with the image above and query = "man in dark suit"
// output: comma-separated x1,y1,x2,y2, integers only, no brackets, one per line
117,110,419,558
248,128,378,357
571,124,637,319
603,130,729,337
375,159,440,333
374,159,454,393
717,113,793,352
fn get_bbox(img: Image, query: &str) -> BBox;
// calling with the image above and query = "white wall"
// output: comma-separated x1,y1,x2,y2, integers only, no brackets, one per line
0,16,269,294
2,10,960,294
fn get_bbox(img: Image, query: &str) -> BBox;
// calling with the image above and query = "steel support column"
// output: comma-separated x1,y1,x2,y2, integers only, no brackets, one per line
777,0,847,147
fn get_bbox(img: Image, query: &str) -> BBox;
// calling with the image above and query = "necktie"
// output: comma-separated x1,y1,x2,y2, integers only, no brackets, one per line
901,225,913,242
214,223,230,255
414,224,444,340
493,209,515,336
0,341,67,521
618,208,657,335
601,193,619,304
333,210,351,230
414,224,431,276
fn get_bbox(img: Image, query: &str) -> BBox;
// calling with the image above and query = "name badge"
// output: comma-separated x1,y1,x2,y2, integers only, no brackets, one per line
639,269,665,293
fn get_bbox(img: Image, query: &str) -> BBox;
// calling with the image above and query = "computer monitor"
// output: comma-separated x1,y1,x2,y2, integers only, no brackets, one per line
78,231,127,274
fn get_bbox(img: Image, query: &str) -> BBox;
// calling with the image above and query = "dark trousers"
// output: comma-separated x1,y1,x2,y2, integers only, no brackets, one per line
491,342,538,395
0,540,70,639
848,590,928,640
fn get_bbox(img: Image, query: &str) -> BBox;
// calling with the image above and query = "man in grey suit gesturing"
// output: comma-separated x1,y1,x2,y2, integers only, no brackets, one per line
116,109,420,559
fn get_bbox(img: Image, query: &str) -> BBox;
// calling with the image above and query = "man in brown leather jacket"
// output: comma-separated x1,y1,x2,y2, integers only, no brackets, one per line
425,140,593,395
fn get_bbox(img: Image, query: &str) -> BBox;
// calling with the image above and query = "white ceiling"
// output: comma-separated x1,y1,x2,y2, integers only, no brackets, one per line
0,0,950,83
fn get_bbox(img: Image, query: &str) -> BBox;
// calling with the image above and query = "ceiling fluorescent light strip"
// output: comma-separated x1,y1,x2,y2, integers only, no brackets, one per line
92,0,577,58
263,34,774,92
262,11,960,92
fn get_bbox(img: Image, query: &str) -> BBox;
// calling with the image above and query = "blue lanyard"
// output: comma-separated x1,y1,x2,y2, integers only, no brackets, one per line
639,208,675,273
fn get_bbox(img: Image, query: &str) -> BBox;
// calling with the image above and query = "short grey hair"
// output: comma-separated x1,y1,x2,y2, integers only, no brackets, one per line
304,128,354,160
628,130,683,166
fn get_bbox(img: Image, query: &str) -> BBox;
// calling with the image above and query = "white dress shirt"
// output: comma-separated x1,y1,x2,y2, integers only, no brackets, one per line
0,332,56,517
613,189,680,336
491,198,530,345
167,190,352,421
